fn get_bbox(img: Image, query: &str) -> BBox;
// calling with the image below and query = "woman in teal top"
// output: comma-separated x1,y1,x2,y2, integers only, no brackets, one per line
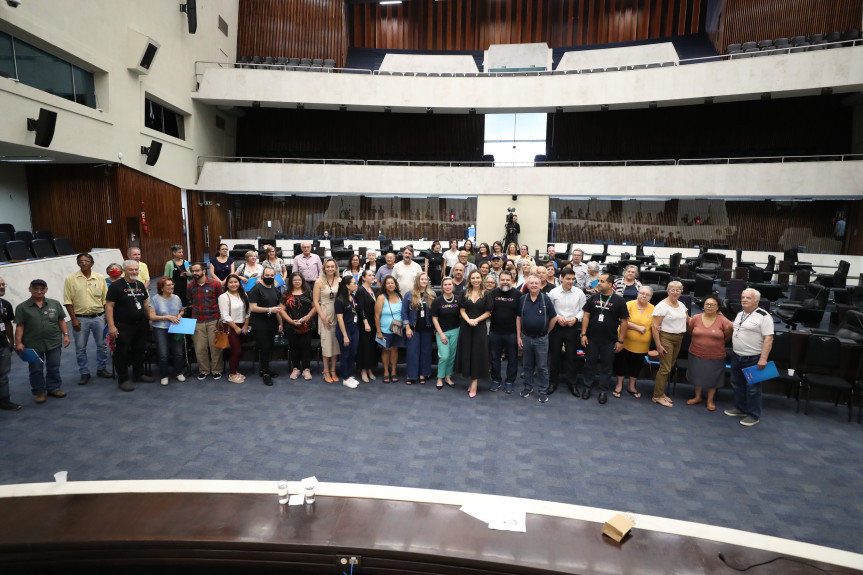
374,275,404,383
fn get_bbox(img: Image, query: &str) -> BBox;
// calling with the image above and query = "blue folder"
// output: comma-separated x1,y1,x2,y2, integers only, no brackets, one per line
742,361,779,385
168,318,198,335
16,348,43,363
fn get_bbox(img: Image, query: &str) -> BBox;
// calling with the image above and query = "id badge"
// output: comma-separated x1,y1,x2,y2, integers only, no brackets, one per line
353,315,357,324
0,323,5,332
420,308,425,318
135,301,142,310
597,314,604,323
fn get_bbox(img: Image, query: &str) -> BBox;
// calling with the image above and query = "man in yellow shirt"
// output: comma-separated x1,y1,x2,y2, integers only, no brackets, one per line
126,247,150,289
63,253,112,385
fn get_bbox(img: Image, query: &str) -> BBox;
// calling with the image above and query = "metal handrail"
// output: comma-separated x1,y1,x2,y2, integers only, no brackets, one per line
197,153,863,168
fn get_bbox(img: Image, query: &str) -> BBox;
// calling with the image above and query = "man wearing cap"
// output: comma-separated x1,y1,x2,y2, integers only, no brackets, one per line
0,277,22,410
106,260,154,392
14,279,71,404
486,255,503,286
64,252,112,385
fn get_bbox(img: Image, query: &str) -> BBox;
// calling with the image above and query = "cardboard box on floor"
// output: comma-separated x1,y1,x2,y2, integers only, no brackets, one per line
602,513,634,542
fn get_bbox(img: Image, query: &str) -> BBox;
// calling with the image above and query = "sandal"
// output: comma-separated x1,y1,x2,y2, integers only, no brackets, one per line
686,397,703,405
405,379,413,385
652,396,673,408
626,389,641,398
368,373,376,381
382,376,391,384
323,371,334,383
391,376,400,384
361,374,370,383
612,390,622,398
418,376,427,385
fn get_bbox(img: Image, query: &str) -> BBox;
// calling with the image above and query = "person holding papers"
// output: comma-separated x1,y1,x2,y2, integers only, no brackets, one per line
148,277,186,386
14,279,70,404
725,288,773,427
685,296,732,412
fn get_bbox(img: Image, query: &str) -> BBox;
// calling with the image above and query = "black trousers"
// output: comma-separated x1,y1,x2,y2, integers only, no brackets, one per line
252,318,277,374
114,321,149,383
286,329,311,371
549,322,581,388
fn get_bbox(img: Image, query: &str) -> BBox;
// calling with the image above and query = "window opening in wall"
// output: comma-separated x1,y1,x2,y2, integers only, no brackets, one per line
484,113,546,167
145,96,186,140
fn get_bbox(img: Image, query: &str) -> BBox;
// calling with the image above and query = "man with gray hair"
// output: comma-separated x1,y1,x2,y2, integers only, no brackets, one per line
294,240,322,290
725,288,773,427
106,260,154,392
571,248,589,290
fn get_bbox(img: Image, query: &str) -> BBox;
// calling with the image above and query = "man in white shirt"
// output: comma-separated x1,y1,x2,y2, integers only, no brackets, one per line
392,246,423,296
571,248,589,290
547,268,585,396
725,288,773,427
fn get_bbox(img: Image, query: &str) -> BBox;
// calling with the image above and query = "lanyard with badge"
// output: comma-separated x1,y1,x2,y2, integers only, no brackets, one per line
0,300,4,332
734,311,752,338
596,294,611,322
127,281,142,310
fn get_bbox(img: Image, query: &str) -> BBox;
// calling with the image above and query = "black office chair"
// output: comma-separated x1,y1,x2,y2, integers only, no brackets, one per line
14,230,34,246
815,260,850,289
692,273,714,306
34,230,55,242
53,237,76,256
5,240,32,261
767,331,802,399
775,299,824,329
799,335,854,421
0,223,15,237
31,238,56,258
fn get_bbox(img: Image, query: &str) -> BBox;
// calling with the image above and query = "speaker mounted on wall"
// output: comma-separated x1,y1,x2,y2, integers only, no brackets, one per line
27,108,58,148
127,29,160,75
180,0,197,34
141,140,162,166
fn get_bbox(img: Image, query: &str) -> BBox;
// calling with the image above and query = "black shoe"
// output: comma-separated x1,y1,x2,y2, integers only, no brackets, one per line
269,371,280,378
581,388,591,400
197,372,207,381
263,373,274,386
118,381,135,392
519,388,532,398
598,392,608,405
0,399,22,411
135,374,155,383
570,386,580,398
97,369,113,379
211,372,222,380
77,374,91,386
547,384,557,395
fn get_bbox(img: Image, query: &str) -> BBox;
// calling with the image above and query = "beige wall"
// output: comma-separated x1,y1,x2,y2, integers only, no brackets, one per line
0,0,238,189
476,194,549,256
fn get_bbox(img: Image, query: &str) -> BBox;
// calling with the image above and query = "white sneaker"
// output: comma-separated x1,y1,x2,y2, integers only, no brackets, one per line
160,377,169,386
348,376,360,386
176,374,186,382
343,378,358,389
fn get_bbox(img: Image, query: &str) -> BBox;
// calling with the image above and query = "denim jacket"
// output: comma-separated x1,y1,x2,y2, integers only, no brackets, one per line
401,296,432,327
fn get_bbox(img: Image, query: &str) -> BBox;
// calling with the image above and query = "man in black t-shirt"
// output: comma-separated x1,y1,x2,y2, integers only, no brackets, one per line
106,260,154,392
0,277,21,411
580,273,629,405
488,271,521,394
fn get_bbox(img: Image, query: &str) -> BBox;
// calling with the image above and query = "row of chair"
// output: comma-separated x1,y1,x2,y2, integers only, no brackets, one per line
237,56,336,72
727,29,860,57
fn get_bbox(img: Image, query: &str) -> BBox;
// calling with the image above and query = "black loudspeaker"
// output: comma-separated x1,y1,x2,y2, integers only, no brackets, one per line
141,141,162,166
180,0,197,34
139,42,158,71
27,108,58,148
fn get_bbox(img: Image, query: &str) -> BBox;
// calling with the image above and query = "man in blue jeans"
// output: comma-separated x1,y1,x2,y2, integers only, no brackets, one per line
726,288,773,427
488,271,521,394
14,279,71,404
517,275,557,404
63,253,112,385
0,277,22,411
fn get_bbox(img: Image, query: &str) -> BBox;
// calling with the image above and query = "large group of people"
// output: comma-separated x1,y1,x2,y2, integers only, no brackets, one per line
0,239,775,427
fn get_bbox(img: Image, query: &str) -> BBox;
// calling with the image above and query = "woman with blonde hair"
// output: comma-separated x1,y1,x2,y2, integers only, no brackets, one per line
402,273,436,385
651,280,689,407
313,258,341,382
505,242,519,262
454,270,492,398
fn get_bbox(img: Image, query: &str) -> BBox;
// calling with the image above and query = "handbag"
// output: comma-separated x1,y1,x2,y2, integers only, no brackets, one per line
387,299,404,336
213,297,232,349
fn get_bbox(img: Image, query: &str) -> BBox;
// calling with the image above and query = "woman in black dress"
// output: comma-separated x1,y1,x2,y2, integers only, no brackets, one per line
355,269,379,382
454,270,492,398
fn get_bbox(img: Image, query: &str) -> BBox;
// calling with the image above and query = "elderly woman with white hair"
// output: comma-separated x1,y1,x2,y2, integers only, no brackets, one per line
614,264,643,302
584,260,602,294
650,280,689,407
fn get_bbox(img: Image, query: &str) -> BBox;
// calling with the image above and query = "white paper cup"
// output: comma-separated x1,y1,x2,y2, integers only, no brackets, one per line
54,471,68,484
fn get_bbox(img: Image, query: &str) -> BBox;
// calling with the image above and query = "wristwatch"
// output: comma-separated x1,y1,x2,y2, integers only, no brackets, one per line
617,340,624,344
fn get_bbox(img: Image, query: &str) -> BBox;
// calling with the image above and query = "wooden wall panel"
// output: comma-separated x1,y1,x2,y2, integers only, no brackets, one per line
349,0,708,51
26,165,183,275
186,191,233,261
709,0,862,53
237,0,349,67
236,109,484,160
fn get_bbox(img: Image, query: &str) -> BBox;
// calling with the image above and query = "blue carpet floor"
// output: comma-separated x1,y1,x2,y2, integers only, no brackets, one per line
1,342,861,555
